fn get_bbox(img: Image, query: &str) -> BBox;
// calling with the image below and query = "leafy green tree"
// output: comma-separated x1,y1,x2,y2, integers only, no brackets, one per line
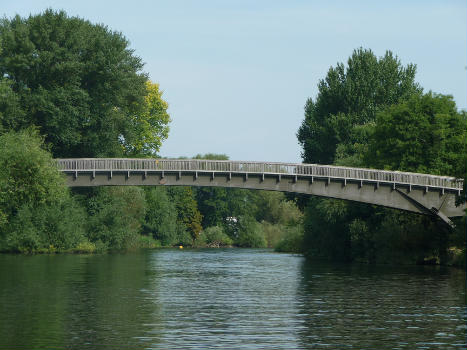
297,48,420,165
0,129,87,252
366,92,467,177
0,78,24,132
235,216,266,248
363,92,467,264
124,81,171,156
297,49,466,263
296,48,431,262
193,153,229,160
0,9,148,157
143,187,178,246
86,187,146,250
199,226,233,247
167,187,203,241
254,191,302,226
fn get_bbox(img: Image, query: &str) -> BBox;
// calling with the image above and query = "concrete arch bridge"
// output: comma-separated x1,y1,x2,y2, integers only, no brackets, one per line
57,158,465,228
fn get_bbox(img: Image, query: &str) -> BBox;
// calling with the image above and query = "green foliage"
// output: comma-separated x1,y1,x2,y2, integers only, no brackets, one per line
302,197,351,261
0,78,24,131
0,129,67,218
143,187,178,246
259,221,284,248
0,9,149,157
168,187,203,240
175,226,194,247
86,187,146,250
124,81,171,156
254,191,302,226
297,48,466,265
235,216,267,248
0,129,88,252
135,235,161,249
297,48,420,165
71,241,97,253
366,92,467,177
274,226,304,254
199,226,233,247
193,153,229,160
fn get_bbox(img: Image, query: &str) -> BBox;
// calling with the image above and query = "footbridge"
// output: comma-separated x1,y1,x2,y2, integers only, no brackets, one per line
57,158,465,227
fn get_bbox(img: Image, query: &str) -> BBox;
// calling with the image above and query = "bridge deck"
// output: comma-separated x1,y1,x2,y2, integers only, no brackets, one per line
56,158,463,192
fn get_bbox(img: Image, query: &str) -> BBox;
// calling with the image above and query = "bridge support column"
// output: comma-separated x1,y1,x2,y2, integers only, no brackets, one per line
395,189,454,228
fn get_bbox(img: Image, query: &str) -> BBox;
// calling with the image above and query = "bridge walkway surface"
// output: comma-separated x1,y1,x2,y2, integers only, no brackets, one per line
57,158,466,228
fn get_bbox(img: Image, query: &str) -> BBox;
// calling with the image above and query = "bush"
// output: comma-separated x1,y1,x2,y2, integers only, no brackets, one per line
202,226,233,247
86,187,146,250
275,226,304,253
136,235,161,249
175,226,194,247
0,129,87,253
235,216,267,248
143,187,178,246
71,241,97,254
259,221,284,248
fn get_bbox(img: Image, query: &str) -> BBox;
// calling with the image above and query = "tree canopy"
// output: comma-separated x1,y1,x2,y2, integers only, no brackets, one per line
0,9,169,157
297,48,420,165
297,48,466,265
365,92,467,177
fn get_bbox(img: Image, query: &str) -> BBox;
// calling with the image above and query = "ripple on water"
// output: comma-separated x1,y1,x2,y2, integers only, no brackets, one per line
0,249,465,349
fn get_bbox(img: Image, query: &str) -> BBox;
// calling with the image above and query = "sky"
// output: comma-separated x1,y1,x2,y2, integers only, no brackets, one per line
2,0,466,163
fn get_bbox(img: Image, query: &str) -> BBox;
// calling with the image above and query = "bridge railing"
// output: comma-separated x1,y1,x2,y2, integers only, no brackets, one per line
56,158,463,191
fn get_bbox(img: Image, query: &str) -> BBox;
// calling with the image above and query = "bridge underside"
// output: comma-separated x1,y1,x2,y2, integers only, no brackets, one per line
64,170,466,227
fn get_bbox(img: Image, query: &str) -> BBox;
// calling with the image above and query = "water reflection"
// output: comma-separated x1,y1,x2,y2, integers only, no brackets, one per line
0,250,465,349
297,262,467,349
0,253,158,349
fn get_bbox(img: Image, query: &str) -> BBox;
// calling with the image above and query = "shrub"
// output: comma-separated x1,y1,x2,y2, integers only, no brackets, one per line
202,226,233,247
235,216,267,248
0,129,86,253
275,226,304,253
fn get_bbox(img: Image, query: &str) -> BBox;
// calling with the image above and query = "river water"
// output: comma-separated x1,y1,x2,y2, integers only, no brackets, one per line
0,249,465,349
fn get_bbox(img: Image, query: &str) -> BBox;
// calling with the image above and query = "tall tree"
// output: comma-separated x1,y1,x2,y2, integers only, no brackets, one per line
124,81,170,156
297,48,422,262
366,92,467,178
0,9,152,157
297,48,420,165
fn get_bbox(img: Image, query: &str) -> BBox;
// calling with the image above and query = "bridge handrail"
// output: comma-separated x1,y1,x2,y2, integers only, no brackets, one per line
55,158,463,190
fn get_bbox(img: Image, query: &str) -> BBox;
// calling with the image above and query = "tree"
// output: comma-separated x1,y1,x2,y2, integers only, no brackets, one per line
86,187,146,250
0,129,87,252
297,49,466,264
0,9,148,157
167,187,203,241
192,153,256,228
143,187,178,246
124,81,171,156
297,48,420,165
366,92,467,178
296,48,427,262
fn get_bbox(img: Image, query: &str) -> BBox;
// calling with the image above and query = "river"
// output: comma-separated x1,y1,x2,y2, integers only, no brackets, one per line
0,249,465,349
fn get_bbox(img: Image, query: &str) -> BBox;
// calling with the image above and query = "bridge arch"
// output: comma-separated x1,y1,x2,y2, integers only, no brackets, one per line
57,158,465,228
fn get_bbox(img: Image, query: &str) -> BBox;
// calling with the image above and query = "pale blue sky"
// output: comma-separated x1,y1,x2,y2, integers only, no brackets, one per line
2,1,466,163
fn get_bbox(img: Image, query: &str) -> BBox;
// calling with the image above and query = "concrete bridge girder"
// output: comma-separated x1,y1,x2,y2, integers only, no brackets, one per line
64,170,466,223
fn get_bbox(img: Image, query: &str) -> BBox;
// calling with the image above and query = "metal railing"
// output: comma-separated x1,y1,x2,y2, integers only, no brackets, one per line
56,158,463,191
